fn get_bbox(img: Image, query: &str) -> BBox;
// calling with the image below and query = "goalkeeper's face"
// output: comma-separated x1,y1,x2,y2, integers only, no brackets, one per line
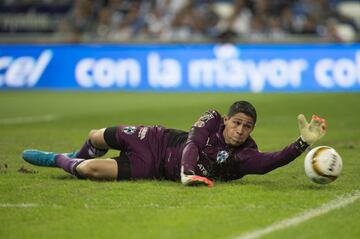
223,112,255,146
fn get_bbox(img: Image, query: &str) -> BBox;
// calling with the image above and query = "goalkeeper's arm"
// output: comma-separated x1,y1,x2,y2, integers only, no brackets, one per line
229,114,328,176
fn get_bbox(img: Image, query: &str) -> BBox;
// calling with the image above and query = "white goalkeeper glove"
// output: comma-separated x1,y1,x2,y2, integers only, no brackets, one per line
181,167,214,187
297,114,327,145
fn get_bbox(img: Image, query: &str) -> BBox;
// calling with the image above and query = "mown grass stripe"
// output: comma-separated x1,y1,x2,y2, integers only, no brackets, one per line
0,203,39,208
0,114,58,125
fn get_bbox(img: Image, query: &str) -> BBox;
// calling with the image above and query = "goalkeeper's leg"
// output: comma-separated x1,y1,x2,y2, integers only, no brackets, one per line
75,128,109,159
59,128,117,179
74,158,118,180
23,128,111,166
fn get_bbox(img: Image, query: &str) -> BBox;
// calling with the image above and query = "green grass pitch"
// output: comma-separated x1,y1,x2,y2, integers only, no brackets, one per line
0,92,359,239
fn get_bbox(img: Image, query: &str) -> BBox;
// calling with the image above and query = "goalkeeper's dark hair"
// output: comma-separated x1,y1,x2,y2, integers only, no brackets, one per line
227,101,257,124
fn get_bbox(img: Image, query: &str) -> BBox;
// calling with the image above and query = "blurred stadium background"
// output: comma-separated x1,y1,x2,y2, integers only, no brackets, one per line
0,0,359,43
0,1,359,92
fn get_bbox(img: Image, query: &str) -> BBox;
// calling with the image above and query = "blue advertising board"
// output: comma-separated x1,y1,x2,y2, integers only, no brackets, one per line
0,44,359,92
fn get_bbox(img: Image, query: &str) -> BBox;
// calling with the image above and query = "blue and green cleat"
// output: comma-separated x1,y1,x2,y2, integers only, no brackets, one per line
22,149,77,167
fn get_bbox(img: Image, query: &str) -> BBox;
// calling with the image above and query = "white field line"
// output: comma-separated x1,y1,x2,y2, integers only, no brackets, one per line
0,203,39,208
0,203,62,208
234,190,360,239
0,114,58,125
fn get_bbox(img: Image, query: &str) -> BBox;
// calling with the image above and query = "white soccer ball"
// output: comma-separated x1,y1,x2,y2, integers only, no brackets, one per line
304,146,343,184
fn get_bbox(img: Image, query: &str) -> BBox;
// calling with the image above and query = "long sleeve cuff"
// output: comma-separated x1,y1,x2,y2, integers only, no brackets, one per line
294,137,309,152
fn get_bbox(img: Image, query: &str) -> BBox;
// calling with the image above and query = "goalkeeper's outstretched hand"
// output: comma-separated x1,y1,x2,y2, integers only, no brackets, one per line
181,167,214,187
297,114,327,145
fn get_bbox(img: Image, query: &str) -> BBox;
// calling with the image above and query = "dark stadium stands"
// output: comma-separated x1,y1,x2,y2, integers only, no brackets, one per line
0,0,358,43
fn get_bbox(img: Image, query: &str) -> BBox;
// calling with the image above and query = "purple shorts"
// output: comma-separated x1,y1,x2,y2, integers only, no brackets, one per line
104,125,167,180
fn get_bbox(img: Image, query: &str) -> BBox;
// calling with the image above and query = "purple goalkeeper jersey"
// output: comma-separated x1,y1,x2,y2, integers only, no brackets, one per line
161,110,306,181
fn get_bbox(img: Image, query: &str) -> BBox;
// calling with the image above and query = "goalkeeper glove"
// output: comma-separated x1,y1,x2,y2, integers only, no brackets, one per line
181,167,214,187
297,114,327,145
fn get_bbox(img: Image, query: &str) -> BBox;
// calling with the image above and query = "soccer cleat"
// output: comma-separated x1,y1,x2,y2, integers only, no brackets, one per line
22,149,78,167
22,149,58,167
65,151,78,158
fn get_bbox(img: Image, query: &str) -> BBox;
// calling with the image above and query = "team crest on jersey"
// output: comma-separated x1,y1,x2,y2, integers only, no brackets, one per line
123,126,136,135
216,150,229,164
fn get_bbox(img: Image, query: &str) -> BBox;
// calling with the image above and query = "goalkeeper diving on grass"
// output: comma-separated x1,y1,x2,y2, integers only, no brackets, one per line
22,101,327,187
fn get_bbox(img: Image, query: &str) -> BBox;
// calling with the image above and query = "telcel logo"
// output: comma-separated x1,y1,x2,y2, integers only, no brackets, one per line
0,50,52,87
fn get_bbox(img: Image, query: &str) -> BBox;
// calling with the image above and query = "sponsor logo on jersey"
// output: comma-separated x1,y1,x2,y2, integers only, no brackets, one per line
199,111,215,122
193,110,215,127
216,150,229,164
193,120,205,127
123,126,136,135
138,127,148,140
197,164,209,176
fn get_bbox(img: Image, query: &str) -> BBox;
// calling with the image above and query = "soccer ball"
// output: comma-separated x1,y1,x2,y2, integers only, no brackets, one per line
304,146,343,184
